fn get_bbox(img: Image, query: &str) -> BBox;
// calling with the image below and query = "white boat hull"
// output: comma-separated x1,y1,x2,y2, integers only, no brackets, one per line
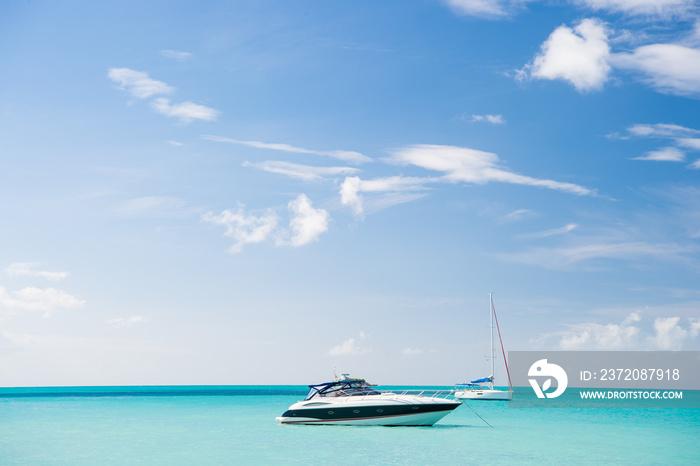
277,393,460,426
454,389,512,401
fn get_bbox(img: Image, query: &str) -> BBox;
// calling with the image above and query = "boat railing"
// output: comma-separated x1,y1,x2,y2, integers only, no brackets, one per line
319,388,455,401
385,389,456,398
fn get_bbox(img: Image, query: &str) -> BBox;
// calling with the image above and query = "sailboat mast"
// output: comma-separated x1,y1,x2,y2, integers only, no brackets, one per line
490,292,495,388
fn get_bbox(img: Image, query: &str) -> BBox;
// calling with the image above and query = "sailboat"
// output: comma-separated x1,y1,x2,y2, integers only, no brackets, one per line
454,293,513,401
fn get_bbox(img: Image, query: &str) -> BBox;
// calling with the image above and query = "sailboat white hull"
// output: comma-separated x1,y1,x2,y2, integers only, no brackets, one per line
454,389,512,401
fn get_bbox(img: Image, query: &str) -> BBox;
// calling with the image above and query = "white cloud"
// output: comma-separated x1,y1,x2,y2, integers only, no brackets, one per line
328,331,371,356
160,49,193,61
471,114,506,124
203,195,329,253
615,123,700,168
106,316,147,328
0,286,85,319
242,161,360,181
202,203,278,254
557,312,642,350
527,18,611,92
151,98,219,123
577,0,695,16
538,312,700,350
278,194,330,247
649,316,700,350
340,175,433,217
443,0,531,18
677,138,700,150
5,263,68,281
613,43,700,97
626,123,700,138
402,347,425,355
387,144,595,196
202,135,372,164
108,68,174,99
633,146,686,162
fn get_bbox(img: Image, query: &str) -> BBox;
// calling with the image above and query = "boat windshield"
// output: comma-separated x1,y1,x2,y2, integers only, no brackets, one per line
304,379,381,401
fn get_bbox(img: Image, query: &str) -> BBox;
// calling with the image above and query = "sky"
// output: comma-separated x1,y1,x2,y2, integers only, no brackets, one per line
1,0,699,387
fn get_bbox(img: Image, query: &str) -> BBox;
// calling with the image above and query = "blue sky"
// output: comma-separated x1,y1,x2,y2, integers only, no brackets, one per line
1,0,699,386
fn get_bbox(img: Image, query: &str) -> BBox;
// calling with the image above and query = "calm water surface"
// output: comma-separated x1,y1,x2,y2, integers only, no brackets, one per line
1,386,698,465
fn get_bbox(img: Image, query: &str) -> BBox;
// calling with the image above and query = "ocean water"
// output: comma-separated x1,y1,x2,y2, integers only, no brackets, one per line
1,386,698,465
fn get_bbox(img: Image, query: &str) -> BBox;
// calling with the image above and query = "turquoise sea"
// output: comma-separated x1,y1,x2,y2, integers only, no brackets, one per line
1,386,698,465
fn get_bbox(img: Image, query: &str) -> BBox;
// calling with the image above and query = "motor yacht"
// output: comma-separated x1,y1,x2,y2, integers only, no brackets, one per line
276,375,460,426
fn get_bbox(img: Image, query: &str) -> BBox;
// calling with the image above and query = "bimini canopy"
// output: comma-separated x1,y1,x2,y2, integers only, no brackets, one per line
304,379,379,401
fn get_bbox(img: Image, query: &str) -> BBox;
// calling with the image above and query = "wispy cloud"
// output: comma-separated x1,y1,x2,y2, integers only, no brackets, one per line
470,114,506,124
445,0,694,20
242,161,360,181
653,185,700,239
340,175,434,217
328,331,371,356
202,194,329,253
108,68,174,99
633,146,685,162
402,347,425,355
677,138,700,150
576,0,695,17
106,316,147,328
499,240,693,270
109,68,220,123
5,263,68,281
0,286,85,320
203,135,372,164
500,209,535,223
114,196,191,218
160,49,193,61
443,0,532,18
151,98,219,123
202,203,279,254
613,43,700,98
613,123,700,167
624,123,700,138
520,223,578,240
387,144,596,196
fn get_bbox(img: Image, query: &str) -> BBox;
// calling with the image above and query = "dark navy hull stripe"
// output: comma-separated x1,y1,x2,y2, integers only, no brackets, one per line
281,403,458,421
280,410,447,424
